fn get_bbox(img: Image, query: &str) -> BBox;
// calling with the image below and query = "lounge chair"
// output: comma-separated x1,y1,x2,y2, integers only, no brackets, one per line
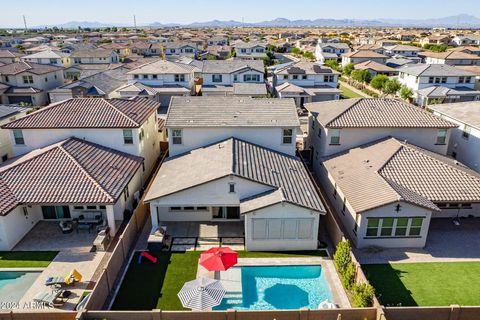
45,269,82,287
33,290,68,307
59,221,73,234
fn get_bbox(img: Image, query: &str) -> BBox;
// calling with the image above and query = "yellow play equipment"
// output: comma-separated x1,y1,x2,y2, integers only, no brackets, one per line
64,269,82,285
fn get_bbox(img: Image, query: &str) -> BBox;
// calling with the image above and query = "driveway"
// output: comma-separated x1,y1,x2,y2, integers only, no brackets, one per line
356,218,480,264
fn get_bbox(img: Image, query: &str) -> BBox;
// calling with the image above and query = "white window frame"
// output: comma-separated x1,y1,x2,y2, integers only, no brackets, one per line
172,129,183,145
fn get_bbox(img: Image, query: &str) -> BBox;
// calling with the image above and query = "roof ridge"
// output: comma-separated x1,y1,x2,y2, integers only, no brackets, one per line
104,99,140,127
325,98,363,127
57,140,114,202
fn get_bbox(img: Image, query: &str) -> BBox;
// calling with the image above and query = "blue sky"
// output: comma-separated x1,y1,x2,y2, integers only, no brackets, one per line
2,0,480,27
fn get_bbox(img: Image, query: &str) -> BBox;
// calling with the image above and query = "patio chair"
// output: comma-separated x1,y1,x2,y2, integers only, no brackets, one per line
59,221,73,234
45,270,82,287
33,290,68,307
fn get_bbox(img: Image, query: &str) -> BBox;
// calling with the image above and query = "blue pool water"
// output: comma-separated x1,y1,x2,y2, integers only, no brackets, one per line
214,265,333,310
0,272,41,303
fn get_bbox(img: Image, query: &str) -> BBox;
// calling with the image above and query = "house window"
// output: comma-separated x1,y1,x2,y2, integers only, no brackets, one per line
212,74,223,83
50,58,56,64
318,128,322,138
441,77,447,84
134,75,139,79
244,74,260,82
5,76,9,82
143,75,148,79
465,77,472,83
282,128,293,144
23,75,34,84
86,205,97,210
174,74,185,82
229,183,235,193
41,206,71,219
459,76,465,84
283,75,288,80
395,218,409,236
380,218,394,236
45,77,48,82
409,218,423,236
333,183,337,199
152,74,158,79
170,207,182,211
123,129,134,144
302,75,308,80
233,75,238,81
436,128,447,145
366,218,379,237
139,127,145,141
73,206,84,210
293,75,298,80
324,75,334,82
428,77,434,84
341,198,346,215
330,129,341,145
13,129,24,145
462,125,471,139
172,129,182,145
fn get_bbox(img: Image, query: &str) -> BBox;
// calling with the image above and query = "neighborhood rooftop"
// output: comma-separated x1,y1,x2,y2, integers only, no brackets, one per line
2,97,159,129
145,137,325,213
305,98,458,128
0,138,143,215
429,101,480,129
322,137,480,213
166,96,300,127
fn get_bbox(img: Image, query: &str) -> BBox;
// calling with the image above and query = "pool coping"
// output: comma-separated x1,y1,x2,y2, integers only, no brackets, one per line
0,268,45,272
197,257,350,309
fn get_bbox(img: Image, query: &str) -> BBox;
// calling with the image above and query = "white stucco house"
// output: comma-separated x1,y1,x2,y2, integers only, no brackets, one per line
318,137,480,249
315,42,350,64
200,60,266,97
273,61,341,107
21,50,71,68
304,98,458,175
145,137,326,251
70,49,119,65
398,64,480,106
0,62,64,106
0,137,143,249
1,97,162,179
165,42,199,59
234,41,267,60
341,50,388,67
430,101,480,173
166,96,300,157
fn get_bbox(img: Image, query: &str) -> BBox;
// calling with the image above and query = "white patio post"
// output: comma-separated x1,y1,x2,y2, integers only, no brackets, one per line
106,206,117,236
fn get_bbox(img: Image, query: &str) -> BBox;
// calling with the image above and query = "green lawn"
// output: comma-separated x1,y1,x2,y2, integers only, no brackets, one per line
339,84,363,99
0,251,58,268
112,250,328,310
362,262,480,306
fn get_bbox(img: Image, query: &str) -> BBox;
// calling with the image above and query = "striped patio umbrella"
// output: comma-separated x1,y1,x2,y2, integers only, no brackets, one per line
177,277,226,310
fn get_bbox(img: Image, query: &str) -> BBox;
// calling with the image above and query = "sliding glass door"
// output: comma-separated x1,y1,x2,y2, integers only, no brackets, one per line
212,207,240,220
41,206,71,219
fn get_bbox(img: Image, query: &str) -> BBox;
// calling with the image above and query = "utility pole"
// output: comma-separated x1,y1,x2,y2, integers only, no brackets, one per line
23,15,28,33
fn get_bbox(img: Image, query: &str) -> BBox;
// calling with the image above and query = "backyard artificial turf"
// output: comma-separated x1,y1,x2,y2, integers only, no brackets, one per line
0,251,58,268
362,262,480,306
112,250,328,310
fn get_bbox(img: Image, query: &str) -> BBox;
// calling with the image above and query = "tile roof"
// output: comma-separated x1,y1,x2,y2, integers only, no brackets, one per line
274,61,340,75
201,60,264,74
423,51,480,60
306,98,457,129
429,101,480,129
145,138,325,213
400,64,476,77
0,105,30,121
417,86,480,98
126,59,196,74
343,50,388,58
70,48,115,58
166,96,300,128
0,61,62,75
2,97,158,129
0,138,143,215
323,138,480,213
354,60,398,73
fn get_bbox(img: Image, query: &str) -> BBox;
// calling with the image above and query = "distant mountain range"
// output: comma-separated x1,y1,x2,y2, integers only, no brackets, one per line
31,14,480,29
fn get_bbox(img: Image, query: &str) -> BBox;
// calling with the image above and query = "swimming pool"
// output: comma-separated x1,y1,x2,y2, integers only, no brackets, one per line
0,271,41,303
214,265,333,310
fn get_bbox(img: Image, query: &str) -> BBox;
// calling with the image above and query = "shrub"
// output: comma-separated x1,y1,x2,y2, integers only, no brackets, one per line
325,60,341,72
400,86,414,100
342,262,356,290
351,283,375,307
351,69,371,84
370,75,389,90
383,78,401,94
342,63,354,76
334,240,352,275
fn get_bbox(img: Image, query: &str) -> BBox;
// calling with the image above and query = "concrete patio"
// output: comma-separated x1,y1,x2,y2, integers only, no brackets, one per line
356,218,480,264
13,221,98,254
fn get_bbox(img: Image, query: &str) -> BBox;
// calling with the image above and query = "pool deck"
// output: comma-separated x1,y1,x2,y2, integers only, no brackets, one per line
197,256,350,309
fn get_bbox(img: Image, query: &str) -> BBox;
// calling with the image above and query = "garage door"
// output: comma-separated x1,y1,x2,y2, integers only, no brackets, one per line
252,218,314,240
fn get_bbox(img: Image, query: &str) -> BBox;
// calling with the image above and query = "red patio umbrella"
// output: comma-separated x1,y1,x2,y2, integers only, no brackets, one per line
200,247,238,275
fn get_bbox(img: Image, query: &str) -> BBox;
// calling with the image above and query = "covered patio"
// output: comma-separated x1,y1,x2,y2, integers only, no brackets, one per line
13,221,100,254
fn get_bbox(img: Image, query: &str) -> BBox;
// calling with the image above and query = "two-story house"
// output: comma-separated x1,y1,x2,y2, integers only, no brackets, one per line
430,101,480,173
1,97,162,179
200,60,266,97
382,44,422,58
207,37,228,46
0,62,64,106
123,59,198,105
315,42,350,64
273,61,341,106
423,51,480,66
145,96,327,251
234,41,267,60
164,42,198,59
70,49,119,65
398,64,480,106
21,50,71,68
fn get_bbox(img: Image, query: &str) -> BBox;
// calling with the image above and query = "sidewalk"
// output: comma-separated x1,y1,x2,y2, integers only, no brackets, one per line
339,80,372,98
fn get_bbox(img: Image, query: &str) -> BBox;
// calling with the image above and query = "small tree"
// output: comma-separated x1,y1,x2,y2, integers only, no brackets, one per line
370,74,389,90
351,283,375,307
383,78,401,95
400,86,414,101
333,240,352,276
342,63,354,76
351,69,371,83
